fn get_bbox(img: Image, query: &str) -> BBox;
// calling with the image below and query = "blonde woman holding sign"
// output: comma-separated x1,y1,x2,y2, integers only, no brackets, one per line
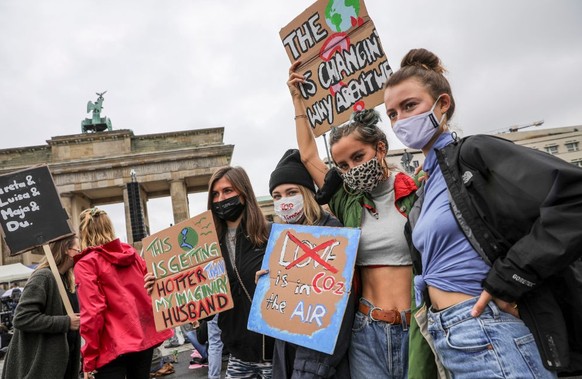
2,235,82,379
256,149,354,379
75,208,172,379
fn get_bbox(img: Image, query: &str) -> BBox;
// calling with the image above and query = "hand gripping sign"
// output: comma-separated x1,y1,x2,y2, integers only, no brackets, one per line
248,223,360,354
142,210,233,331
280,0,392,136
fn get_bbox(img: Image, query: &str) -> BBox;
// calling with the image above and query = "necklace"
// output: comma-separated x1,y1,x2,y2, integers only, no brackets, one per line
227,228,237,242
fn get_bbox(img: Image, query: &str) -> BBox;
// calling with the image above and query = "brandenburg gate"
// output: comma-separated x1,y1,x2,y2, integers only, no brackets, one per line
0,128,233,266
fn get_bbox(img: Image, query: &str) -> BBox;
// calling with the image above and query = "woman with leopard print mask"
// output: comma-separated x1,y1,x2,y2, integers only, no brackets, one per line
286,61,425,379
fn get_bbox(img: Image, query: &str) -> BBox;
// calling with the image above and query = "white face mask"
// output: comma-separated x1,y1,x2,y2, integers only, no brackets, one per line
273,194,305,224
392,95,445,149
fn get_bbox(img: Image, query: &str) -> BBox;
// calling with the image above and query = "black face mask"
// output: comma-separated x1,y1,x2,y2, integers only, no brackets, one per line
212,196,245,222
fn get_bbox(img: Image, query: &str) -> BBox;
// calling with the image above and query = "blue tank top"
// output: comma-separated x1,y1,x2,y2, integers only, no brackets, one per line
412,133,490,304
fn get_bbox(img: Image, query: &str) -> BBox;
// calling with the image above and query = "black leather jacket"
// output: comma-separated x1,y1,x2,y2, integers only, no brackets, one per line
218,223,275,363
427,134,582,374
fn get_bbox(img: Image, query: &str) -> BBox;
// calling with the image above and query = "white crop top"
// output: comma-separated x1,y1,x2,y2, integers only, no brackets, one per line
357,175,412,266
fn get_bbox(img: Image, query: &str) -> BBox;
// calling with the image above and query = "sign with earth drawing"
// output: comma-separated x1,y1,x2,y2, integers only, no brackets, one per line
280,0,391,137
248,223,360,354
142,210,233,331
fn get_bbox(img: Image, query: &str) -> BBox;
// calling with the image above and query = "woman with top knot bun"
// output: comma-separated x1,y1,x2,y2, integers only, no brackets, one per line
384,48,582,377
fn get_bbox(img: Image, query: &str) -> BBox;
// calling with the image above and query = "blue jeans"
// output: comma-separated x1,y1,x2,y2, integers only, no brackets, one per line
208,315,224,379
183,329,208,359
349,298,409,378
427,297,557,379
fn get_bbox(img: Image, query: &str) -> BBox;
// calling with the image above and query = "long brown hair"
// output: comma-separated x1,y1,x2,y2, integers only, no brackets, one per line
385,48,456,121
37,235,79,292
207,166,269,246
79,207,116,249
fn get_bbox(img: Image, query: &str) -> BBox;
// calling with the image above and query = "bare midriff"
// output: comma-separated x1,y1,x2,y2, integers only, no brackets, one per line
428,286,474,311
360,265,412,311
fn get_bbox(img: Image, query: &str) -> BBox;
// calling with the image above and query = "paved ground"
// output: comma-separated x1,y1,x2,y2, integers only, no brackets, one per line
0,342,227,378
2,342,581,378
155,343,227,378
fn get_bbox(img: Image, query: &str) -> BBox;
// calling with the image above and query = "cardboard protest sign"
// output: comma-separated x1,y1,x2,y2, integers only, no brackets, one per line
142,210,233,331
280,0,392,136
248,224,360,354
0,165,73,256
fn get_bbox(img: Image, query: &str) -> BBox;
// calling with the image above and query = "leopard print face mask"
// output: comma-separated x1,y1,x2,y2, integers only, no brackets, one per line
341,157,384,194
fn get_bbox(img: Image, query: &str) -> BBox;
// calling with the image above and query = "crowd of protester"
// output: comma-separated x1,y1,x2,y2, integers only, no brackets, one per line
1,47,581,379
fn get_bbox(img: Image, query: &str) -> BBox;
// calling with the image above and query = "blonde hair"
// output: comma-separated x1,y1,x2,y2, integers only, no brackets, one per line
296,185,324,226
37,235,79,293
79,207,116,249
207,167,269,246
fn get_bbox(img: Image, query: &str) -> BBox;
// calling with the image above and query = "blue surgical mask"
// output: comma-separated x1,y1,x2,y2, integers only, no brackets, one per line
392,96,445,149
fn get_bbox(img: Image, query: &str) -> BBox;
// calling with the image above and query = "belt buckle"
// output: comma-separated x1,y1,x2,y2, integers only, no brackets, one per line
368,306,382,322
401,310,409,331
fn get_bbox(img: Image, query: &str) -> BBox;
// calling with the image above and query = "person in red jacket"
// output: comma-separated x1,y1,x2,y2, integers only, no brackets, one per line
75,207,173,379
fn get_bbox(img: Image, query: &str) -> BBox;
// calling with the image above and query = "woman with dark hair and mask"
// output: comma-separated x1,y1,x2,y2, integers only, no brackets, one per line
287,62,419,378
207,166,275,378
256,149,354,378
384,48,582,377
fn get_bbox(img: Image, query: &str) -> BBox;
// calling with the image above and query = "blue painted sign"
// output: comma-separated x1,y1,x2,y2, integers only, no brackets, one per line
248,223,360,354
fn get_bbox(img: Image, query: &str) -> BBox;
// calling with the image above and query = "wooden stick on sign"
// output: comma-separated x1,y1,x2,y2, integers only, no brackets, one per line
42,244,74,316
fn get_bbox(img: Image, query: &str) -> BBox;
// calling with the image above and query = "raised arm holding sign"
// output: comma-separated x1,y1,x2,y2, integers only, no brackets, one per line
281,2,426,377
280,0,391,136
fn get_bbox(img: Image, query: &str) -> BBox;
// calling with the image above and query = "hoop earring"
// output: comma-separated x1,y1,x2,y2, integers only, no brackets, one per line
342,181,360,196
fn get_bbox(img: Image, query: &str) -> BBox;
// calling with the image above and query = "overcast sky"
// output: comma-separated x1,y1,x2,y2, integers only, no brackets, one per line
1,0,581,240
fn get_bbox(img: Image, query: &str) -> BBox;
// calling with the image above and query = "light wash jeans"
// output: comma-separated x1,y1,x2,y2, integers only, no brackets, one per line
349,298,409,378
183,329,208,359
427,297,557,379
208,314,224,379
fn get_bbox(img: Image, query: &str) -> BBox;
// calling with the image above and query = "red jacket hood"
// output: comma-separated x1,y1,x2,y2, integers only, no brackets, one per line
74,238,136,267
394,172,418,201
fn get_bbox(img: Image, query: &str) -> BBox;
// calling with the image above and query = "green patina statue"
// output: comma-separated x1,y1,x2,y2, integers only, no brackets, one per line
81,91,113,133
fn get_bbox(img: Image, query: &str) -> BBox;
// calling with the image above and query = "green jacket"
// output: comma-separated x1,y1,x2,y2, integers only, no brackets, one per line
329,172,417,228
329,172,438,379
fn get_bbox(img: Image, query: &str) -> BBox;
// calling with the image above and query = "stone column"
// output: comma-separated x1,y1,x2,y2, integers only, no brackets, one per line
170,179,189,224
60,193,91,233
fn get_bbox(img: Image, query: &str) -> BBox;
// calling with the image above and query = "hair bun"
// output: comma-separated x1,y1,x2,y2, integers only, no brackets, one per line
351,109,381,127
401,48,446,75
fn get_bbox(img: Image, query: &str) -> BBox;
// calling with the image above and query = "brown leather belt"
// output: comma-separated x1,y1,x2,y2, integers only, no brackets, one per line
359,302,411,325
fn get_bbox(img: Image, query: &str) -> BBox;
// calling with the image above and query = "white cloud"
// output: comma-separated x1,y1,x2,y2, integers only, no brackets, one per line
1,0,581,237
